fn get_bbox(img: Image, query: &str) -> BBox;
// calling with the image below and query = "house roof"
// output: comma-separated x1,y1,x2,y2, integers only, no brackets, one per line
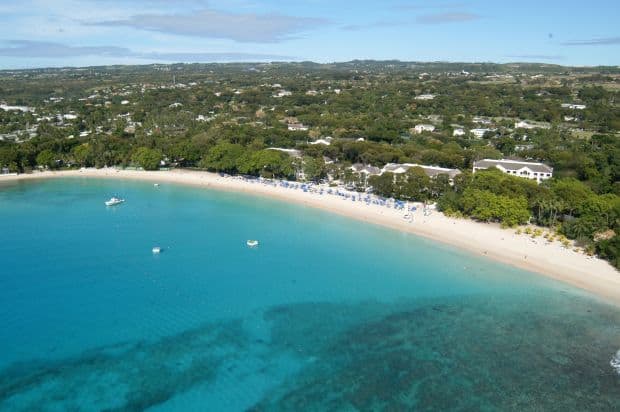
382,163,461,179
473,159,553,174
351,163,381,175
267,147,302,158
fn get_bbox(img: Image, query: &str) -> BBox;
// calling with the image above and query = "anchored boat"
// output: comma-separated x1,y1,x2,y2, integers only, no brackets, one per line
105,197,125,206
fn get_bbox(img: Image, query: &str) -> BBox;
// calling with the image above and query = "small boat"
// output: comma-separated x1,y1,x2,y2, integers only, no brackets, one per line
105,197,125,206
246,240,259,247
154,183,160,187
152,246,162,254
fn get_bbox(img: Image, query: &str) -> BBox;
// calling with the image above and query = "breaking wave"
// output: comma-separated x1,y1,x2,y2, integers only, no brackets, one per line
611,350,620,375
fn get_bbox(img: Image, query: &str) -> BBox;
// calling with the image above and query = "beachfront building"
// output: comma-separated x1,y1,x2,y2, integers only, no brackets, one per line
473,159,553,183
351,164,382,176
382,163,462,182
349,162,461,182
350,164,382,188
413,124,436,134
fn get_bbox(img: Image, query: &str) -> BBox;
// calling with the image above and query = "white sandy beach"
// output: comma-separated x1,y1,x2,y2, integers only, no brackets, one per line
3,168,620,305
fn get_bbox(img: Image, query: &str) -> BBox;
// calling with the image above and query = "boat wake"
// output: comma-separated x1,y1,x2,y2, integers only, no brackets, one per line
611,349,620,375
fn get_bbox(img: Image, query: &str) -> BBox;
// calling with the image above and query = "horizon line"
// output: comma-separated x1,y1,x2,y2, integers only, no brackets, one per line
1,59,619,72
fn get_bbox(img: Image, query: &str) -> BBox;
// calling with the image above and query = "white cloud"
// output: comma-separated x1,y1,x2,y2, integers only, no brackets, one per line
0,40,294,61
91,8,329,43
561,37,620,46
416,12,480,24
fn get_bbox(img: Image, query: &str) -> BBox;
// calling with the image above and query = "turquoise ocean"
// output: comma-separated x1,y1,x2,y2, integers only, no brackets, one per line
0,177,619,411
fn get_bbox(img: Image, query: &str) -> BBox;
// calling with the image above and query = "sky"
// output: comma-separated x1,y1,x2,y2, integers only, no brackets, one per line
0,0,618,69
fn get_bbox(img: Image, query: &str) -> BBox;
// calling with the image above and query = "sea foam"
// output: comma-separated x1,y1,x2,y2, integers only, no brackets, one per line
611,350,620,374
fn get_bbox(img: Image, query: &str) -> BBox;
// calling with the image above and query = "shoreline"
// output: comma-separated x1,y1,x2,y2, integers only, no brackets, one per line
3,168,620,306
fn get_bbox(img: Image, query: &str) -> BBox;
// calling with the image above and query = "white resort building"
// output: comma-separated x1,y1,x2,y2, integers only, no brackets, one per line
381,163,461,181
350,163,461,184
351,164,382,176
473,159,553,183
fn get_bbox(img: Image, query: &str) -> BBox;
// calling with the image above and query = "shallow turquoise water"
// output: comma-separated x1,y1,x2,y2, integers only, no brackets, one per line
0,177,619,411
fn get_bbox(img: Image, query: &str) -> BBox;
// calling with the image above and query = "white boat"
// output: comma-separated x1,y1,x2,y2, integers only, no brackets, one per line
154,183,160,187
246,240,259,247
152,246,162,254
105,197,125,206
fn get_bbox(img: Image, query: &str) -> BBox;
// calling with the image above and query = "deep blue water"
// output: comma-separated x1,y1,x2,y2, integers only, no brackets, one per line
0,177,619,411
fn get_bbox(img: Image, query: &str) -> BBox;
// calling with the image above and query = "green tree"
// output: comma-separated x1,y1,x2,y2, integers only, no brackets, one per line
0,145,21,172
167,141,202,166
302,156,326,182
72,143,93,167
461,188,529,226
36,149,57,169
132,147,162,170
395,167,430,201
551,178,594,217
240,150,294,179
199,142,244,173
429,174,451,199
368,173,395,198
596,235,620,269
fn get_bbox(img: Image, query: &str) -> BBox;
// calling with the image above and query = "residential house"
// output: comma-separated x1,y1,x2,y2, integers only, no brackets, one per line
415,94,436,100
288,123,309,131
514,120,550,130
274,90,292,98
471,128,493,138
473,117,493,125
453,128,466,137
413,124,436,134
561,103,586,110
